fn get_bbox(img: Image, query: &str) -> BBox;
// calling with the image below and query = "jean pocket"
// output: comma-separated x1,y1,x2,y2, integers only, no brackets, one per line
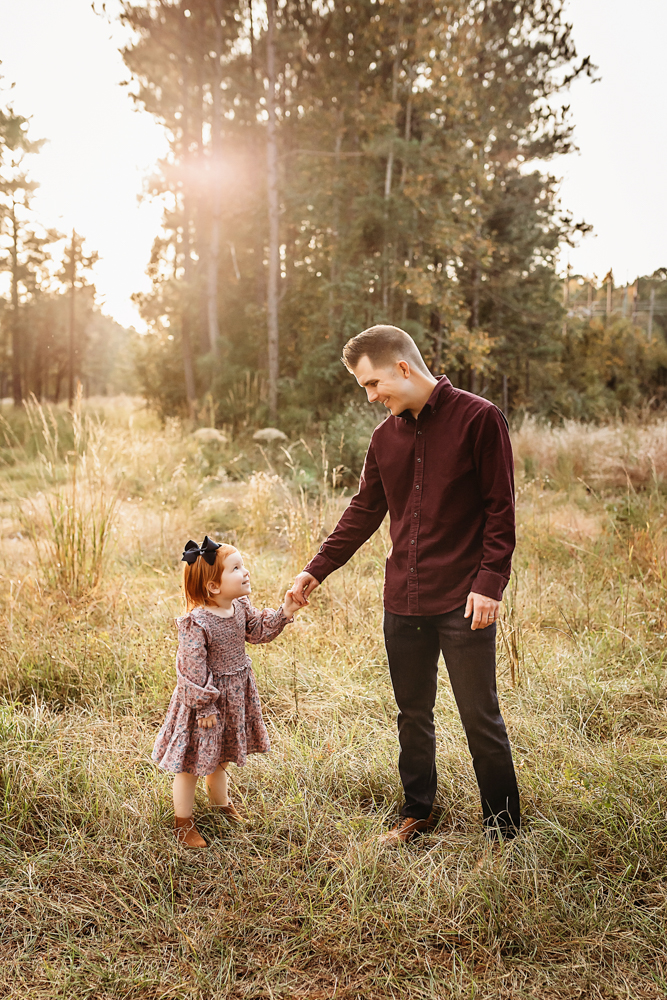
383,612,422,637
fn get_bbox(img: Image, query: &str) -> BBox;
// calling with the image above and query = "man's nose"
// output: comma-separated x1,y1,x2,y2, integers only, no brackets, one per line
366,388,378,402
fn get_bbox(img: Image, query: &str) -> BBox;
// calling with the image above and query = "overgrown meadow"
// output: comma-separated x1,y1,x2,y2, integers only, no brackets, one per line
1,397,667,999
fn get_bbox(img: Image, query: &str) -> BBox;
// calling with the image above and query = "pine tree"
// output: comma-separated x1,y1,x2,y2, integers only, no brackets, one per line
118,0,596,421
0,108,54,405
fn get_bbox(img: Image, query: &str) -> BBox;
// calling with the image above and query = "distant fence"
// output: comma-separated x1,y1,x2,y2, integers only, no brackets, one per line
563,278,666,339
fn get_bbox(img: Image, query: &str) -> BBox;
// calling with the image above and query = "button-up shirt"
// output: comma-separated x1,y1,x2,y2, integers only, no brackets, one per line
304,376,515,615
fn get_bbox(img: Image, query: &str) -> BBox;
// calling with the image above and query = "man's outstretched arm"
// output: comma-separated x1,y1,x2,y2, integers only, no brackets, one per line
291,435,388,605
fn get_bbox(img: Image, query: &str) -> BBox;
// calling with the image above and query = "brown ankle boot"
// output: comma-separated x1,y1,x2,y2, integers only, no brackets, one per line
174,815,207,848
211,800,248,825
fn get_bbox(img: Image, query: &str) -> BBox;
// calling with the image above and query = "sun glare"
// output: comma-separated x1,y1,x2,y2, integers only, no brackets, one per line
0,0,167,330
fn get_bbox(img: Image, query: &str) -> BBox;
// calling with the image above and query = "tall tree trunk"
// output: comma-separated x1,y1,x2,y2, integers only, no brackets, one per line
193,49,209,356
181,194,197,413
266,0,280,422
180,31,197,414
68,228,77,408
10,206,22,407
33,310,44,401
431,310,443,373
400,73,413,189
328,124,343,333
249,0,256,81
206,0,224,358
382,22,401,315
469,262,480,395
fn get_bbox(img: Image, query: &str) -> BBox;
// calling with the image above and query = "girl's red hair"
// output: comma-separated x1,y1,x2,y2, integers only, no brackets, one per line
182,543,238,611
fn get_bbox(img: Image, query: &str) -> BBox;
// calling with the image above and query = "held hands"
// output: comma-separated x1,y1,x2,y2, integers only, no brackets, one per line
283,588,308,618
198,714,217,729
464,592,501,630
290,571,319,608
282,572,320,617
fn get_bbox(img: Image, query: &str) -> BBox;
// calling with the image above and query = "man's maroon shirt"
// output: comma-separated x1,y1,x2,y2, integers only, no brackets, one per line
304,376,515,616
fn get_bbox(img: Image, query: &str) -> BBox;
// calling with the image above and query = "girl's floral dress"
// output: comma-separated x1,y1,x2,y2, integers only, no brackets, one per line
152,597,291,775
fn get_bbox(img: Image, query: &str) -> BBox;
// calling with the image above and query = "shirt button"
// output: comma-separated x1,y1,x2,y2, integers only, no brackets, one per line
417,457,422,462
410,567,415,573
410,540,415,545
413,513,418,517
417,431,422,435
415,485,420,489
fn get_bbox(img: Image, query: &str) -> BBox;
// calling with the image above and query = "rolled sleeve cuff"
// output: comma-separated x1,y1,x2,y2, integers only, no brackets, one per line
195,706,220,722
470,570,508,602
303,553,338,583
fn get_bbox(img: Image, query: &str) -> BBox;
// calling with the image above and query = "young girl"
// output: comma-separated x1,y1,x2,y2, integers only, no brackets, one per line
152,535,303,848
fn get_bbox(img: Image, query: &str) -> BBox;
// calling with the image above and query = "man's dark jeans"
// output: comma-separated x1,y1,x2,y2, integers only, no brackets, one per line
383,605,521,837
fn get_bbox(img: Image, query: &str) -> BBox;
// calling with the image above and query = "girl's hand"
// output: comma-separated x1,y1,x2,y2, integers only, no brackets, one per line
198,714,217,729
283,589,306,618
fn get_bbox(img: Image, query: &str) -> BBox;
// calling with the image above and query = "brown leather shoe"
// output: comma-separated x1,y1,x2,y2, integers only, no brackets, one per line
174,816,207,848
378,815,432,846
210,800,249,825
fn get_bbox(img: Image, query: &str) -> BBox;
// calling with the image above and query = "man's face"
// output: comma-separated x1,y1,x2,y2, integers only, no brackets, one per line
352,355,412,416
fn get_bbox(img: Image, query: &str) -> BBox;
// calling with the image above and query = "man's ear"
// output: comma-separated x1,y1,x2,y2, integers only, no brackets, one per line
397,360,411,378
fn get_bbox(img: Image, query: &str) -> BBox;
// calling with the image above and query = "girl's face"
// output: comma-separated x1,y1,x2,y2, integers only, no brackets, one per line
207,550,251,605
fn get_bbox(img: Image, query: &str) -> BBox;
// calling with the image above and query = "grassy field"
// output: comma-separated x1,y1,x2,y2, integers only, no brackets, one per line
1,397,667,999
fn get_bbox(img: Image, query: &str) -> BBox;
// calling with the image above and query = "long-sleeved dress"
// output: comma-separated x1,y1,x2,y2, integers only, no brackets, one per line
152,597,292,775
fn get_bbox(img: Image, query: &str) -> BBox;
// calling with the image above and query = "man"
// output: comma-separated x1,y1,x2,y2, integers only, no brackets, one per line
291,325,521,845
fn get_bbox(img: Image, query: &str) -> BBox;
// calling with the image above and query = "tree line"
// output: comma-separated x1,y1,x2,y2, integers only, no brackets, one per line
2,0,667,423
0,105,135,404
118,0,667,425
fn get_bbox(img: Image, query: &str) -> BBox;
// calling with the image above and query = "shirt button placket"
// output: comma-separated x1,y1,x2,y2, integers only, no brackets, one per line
409,425,424,613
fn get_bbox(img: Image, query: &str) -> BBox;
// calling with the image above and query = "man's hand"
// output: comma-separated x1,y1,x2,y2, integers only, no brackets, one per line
290,571,319,606
464,592,500,630
283,589,306,618
198,714,217,729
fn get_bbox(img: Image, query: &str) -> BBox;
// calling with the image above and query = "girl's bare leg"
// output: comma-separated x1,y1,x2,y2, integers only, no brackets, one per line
173,772,199,818
205,763,230,806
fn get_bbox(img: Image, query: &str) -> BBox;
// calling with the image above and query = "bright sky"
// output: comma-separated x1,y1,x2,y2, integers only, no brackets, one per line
0,0,665,330
558,0,667,284
0,0,166,330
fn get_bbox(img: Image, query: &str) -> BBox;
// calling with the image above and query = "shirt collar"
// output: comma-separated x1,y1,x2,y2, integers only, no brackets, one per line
398,375,453,423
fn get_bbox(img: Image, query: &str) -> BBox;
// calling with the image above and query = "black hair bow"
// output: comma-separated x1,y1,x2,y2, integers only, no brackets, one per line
181,536,221,566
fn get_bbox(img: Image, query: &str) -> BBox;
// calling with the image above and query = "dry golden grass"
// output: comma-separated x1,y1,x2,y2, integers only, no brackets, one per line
514,413,667,489
1,401,667,998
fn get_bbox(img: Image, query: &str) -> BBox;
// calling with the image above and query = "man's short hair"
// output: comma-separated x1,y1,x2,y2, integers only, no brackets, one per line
342,325,430,376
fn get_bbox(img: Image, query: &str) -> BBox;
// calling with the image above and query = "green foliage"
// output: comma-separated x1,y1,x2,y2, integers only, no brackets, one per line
556,317,667,420
119,0,597,422
4,4,666,428
325,399,386,482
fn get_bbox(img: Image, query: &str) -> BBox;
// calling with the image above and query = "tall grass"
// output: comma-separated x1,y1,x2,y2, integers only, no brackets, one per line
2,404,667,997
12,391,120,597
513,412,667,489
